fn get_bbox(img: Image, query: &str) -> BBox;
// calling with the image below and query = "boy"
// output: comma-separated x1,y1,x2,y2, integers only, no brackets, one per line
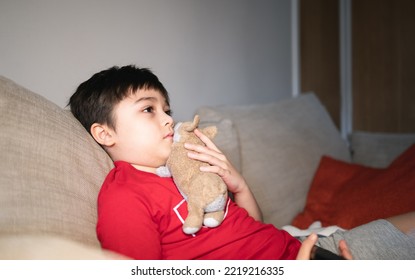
69,65,413,260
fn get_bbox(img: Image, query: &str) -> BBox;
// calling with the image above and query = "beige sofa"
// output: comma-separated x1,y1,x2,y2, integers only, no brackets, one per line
1,75,414,259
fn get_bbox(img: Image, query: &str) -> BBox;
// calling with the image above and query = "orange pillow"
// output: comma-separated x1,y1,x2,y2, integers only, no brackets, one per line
292,144,415,229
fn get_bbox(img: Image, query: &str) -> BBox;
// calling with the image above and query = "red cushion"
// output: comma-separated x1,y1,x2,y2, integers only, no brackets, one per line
292,144,415,229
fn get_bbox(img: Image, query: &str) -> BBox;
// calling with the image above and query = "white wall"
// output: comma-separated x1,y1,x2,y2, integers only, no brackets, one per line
0,0,293,122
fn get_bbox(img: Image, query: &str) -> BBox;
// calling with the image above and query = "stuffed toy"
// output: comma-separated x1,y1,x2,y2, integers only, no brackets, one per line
157,115,228,235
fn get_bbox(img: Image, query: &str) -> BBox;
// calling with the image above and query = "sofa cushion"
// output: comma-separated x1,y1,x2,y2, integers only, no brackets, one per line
0,76,114,247
292,144,415,229
0,234,128,260
196,93,351,227
351,131,415,168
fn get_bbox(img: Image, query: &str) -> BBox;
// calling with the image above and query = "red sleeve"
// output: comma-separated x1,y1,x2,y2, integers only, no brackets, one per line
96,187,162,259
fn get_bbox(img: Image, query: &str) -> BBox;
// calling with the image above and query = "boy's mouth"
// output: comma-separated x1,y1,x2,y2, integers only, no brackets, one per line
164,132,174,139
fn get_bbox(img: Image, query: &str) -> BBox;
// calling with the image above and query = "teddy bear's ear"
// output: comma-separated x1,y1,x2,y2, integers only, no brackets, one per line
201,126,217,139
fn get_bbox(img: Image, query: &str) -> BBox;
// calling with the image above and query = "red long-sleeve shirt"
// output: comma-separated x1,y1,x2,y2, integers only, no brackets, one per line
96,161,300,259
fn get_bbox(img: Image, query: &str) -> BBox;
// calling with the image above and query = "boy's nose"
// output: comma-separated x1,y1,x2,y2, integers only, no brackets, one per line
164,113,174,127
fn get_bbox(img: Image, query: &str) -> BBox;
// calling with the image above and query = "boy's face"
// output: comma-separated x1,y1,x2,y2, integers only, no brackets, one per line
106,88,174,173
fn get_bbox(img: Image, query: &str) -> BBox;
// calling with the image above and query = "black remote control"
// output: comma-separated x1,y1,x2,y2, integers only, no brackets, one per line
310,245,345,260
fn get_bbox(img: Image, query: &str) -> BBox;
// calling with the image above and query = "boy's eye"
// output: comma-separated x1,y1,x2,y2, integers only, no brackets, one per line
165,109,172,116
143,106,154,113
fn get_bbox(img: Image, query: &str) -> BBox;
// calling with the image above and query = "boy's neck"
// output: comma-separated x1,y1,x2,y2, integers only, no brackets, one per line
129,163,159,174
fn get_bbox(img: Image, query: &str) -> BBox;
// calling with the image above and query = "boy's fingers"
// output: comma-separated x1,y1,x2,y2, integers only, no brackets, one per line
296,233,317,260
193,129,221,152
184,141,226,162
338,240,353,260
187,150,228,170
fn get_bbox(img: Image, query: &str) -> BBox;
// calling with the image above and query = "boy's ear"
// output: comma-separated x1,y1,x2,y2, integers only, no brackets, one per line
90,123,115,147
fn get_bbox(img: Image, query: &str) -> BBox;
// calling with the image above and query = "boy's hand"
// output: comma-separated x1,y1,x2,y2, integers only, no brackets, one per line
338,239,353,259
296,233,318,260
185,129,263,221
296,233,353,260
185,129,243,193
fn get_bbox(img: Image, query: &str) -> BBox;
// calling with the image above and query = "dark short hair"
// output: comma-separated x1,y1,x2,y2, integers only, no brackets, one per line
68,65,169,133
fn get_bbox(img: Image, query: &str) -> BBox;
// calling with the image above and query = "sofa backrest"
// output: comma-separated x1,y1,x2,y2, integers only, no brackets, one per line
197,93,351,227
0,76,114,247
350,131,415,168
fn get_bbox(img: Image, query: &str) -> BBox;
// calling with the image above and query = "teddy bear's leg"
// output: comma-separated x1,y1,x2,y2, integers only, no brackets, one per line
183,203,204,235
203,211,225,228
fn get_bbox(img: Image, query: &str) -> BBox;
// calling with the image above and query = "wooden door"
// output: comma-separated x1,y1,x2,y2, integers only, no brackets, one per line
352,0,415,132
300,0,415,133
300,0,341,128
